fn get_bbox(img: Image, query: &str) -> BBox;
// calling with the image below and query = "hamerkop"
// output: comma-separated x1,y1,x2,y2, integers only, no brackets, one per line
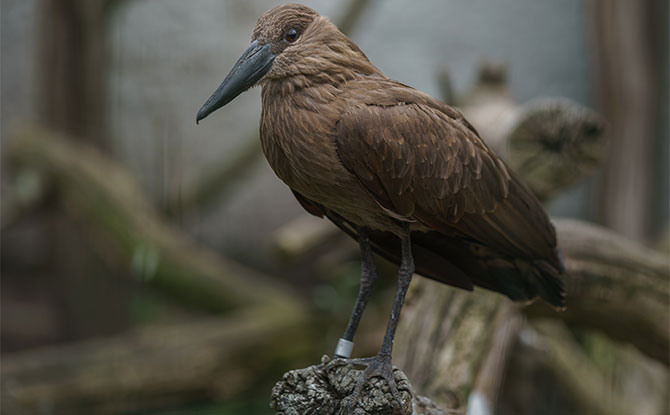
197,3,564,407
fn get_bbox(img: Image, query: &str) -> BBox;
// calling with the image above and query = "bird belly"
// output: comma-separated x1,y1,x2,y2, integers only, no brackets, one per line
260,129,402,233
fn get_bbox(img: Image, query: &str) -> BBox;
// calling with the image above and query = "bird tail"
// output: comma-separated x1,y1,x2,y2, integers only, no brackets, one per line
327,212,565,310
409,231,565,310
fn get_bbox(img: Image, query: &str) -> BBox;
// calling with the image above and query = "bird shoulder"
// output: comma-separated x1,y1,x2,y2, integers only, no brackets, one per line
333,79,510,222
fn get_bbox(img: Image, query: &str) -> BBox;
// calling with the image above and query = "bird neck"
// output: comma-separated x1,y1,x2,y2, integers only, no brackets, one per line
260,58,384,103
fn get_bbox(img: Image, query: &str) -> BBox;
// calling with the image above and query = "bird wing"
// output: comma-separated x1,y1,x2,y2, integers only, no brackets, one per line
332,80,564,306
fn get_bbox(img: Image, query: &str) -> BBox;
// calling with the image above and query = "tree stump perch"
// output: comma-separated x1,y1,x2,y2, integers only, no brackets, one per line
270,356,451,415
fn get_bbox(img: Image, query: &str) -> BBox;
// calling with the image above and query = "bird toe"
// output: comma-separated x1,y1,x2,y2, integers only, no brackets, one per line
334,354,409,414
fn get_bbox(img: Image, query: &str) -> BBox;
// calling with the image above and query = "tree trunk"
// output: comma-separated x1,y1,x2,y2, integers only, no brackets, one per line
36,0,125,146
587,0,667,244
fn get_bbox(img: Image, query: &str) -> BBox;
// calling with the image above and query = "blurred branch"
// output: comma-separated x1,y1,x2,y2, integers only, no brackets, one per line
340,211,668,413
531,320,636,415
336,0,377,36
169,0,380,217
6,125,299,313
392,218,669,413
1,308,312,414
457,61,516,156
506,98,607,202
529,218,670,364
273,214,339,259
1,169,48,229
394,282,506,411
458,64,607,203
469,302,524,413
163,134,262,216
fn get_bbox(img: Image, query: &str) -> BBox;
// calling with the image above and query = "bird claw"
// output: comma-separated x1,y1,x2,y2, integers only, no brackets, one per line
334,354,405,414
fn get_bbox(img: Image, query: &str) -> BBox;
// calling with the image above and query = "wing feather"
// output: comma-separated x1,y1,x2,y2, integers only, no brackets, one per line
332,80,564,307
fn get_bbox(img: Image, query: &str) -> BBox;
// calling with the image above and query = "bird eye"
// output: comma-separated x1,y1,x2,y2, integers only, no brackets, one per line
285,28,298,42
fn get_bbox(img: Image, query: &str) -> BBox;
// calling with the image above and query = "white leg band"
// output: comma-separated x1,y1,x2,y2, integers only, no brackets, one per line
334,338,354,358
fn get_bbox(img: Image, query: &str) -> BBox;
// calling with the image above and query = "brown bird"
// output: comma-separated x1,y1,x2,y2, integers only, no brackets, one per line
197,3,564,408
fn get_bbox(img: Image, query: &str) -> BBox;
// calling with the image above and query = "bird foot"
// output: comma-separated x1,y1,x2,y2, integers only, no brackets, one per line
333,353,409,414
271,355,415,414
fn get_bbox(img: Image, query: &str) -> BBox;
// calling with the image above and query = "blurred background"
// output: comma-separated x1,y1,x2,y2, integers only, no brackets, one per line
1,0,668,414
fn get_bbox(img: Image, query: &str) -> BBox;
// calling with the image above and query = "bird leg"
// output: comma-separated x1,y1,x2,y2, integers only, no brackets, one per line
335,228,379,358
340,224,415,411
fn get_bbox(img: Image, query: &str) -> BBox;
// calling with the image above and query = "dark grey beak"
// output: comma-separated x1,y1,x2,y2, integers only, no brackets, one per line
196,40,275,124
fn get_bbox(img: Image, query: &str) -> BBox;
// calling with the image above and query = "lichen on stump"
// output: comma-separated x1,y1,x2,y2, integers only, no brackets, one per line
271,355,423,415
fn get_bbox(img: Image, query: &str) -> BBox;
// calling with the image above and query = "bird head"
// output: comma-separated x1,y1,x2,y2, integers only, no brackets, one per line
196,3,378,123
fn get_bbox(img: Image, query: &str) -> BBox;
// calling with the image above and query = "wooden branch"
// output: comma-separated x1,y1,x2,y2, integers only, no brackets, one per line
163,133,263,216
530,320,637,415
459,64,607,202
6,125,298,313
390,218,668,413
506,98,607,202
499,319,667,415
469,302,524,413
393,283,506,411
273,215,341,259
529,218,670,364
458,62,517,157
266,217,669,413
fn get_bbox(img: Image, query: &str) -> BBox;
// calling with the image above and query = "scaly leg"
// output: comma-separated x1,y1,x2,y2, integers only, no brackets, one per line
335,228,379,358
341,224,415,411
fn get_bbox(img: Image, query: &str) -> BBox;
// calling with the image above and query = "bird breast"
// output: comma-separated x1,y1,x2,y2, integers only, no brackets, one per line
259,84,399,230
